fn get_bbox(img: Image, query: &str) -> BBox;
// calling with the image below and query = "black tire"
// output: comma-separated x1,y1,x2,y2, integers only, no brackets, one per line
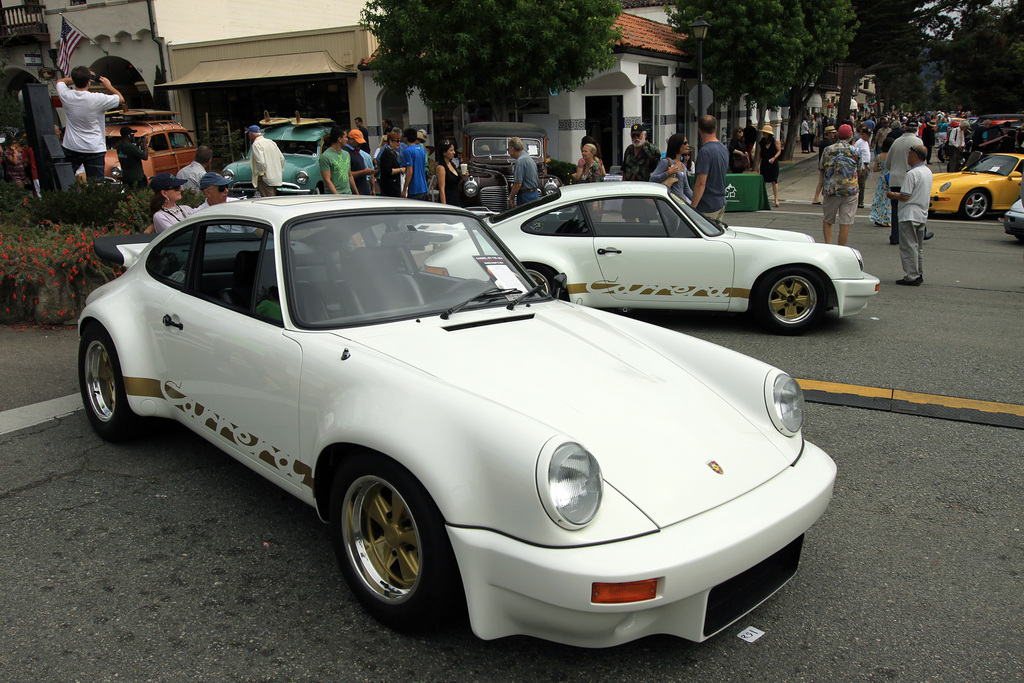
752,267,826,334
960,189,989,220
1013,234,1024,242
523,263,568,301
312,184,323,195
329,452,463,631
78,323,144,442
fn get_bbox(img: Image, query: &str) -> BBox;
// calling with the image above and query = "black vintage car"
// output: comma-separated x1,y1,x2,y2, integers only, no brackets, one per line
460,122,561,212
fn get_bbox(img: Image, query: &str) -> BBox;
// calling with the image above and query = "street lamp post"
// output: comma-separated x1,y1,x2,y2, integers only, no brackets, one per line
691,16,710,143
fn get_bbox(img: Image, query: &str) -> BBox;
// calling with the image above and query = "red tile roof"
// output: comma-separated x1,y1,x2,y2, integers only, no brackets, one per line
615,13,688,57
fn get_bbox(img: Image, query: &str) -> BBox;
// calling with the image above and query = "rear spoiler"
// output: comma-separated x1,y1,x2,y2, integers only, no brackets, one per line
94,234,155,268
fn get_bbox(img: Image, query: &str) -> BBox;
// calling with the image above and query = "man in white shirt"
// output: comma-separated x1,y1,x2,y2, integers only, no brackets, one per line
247,125,285,196
853,126,872,208
946,121,966,172
56,66,124,180
887,145,933,286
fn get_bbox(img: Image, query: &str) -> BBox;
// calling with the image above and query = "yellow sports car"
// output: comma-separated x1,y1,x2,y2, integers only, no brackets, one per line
930,152,1024,220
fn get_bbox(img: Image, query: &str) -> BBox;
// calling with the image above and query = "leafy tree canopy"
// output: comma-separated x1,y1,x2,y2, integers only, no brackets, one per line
361,0,622,119
931,0,1024,112
667,0,807,107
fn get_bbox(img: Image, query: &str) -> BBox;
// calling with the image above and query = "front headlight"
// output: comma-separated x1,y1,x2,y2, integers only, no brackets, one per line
463,177,479,197
765,373,803,436
536,439,603,529
542,178,560,195
222,168,235,181
296,170,309,185
939,182,951,192
851,247,864,271
111,166,122,179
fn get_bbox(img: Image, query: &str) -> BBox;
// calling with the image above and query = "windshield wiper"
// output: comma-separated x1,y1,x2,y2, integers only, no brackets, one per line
506,281,546,310
441,287,521,319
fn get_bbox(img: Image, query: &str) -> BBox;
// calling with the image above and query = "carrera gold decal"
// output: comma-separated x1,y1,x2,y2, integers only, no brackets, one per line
160,380,311,491
123,377,164,398
569,281,751,299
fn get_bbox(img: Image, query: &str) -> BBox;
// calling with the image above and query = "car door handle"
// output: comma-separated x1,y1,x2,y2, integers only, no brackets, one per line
162,314,183,330
597,247,622,255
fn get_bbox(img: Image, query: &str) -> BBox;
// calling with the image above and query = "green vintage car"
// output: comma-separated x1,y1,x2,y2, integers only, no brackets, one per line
221,117,335,197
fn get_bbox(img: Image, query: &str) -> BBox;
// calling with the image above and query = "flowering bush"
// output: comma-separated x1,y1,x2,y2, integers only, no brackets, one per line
0,225,128,325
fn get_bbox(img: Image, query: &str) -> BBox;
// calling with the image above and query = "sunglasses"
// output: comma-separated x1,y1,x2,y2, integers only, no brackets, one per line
215,185,228,193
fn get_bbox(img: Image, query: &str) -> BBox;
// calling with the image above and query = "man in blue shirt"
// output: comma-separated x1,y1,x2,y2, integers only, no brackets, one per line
401,128,428,200
690,115,729,220
507,136,539,208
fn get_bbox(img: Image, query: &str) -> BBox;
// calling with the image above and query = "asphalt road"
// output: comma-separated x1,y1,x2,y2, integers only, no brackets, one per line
2,161,1022,681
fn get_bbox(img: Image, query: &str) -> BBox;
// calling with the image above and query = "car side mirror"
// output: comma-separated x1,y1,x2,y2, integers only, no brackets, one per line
553,273,567,298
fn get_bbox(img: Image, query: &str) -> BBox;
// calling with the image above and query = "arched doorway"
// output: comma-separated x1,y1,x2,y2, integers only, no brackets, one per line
92,56,153,109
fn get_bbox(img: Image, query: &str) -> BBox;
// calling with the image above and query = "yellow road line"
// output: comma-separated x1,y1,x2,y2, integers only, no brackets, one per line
796,379,1024,418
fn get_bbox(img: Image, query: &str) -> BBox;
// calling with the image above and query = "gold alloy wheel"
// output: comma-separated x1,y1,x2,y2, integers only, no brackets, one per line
343,475,421,602
768,275,817,324
84,340,116,422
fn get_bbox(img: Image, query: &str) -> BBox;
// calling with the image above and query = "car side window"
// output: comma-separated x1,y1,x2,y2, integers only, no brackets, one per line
149,134,169,152
584,197,669,238
657,200,699,238
192,225,274,318
147,227,194,287
521,204,591,236
169,132,193,149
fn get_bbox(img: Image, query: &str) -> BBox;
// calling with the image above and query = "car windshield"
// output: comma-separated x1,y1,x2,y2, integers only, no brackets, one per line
275,139,320,156
472,137,542,159
669,193,726,236
284,210,537,328
963,154,1020,176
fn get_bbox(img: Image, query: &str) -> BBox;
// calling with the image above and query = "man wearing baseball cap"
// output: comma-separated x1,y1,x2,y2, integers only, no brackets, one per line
346,129,374,195
196,172,231,210
621,123,661,183
818,123,860,245
114,126,149,189
247,124,285,197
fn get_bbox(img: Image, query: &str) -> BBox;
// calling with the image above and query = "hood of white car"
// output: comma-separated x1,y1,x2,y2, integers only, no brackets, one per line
339,306,793,528
725,225,815,243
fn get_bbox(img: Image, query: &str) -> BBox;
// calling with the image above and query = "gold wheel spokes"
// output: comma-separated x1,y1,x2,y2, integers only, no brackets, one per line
344,476,421,602
768,276,817,323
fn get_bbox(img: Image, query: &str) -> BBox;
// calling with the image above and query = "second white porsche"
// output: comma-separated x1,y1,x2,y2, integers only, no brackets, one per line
481,184,880,333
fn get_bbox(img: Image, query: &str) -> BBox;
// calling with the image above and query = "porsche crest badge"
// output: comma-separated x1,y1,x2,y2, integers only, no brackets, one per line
706,460,724,475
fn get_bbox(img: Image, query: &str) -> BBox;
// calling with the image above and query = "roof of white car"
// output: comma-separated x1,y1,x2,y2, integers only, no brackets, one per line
191,195,476,222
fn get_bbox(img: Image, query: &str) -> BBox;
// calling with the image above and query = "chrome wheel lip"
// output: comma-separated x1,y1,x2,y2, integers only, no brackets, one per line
342,475,421,604
767,275,817,325
525,269,552,296
84,340,115,422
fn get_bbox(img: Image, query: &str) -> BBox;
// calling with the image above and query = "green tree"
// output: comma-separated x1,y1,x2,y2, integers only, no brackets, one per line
360,0,622,120
667,0,854,161
667,0,807,108
932,0,1024,112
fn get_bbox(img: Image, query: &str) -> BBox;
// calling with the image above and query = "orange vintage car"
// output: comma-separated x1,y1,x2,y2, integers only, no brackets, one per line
103,110,197,183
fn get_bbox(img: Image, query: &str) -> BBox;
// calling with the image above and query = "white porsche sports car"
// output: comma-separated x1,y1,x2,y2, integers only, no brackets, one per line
79,196,836,647
479,183,879,333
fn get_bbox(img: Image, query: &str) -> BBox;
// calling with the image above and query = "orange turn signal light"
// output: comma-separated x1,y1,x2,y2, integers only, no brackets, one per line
591,579,659,604
424,266,449,276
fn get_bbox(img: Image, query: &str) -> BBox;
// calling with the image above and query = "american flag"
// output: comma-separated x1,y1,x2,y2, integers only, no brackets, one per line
57,18,84,77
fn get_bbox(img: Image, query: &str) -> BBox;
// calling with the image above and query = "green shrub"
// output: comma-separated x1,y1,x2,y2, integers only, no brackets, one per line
0,180,32,225
29,183,127,228
547,159,576,185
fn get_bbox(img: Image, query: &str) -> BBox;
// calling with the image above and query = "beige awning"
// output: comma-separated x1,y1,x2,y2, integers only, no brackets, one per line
159,51,353,89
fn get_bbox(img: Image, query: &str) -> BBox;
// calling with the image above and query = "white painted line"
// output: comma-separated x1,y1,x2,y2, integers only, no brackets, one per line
0,394,81,436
